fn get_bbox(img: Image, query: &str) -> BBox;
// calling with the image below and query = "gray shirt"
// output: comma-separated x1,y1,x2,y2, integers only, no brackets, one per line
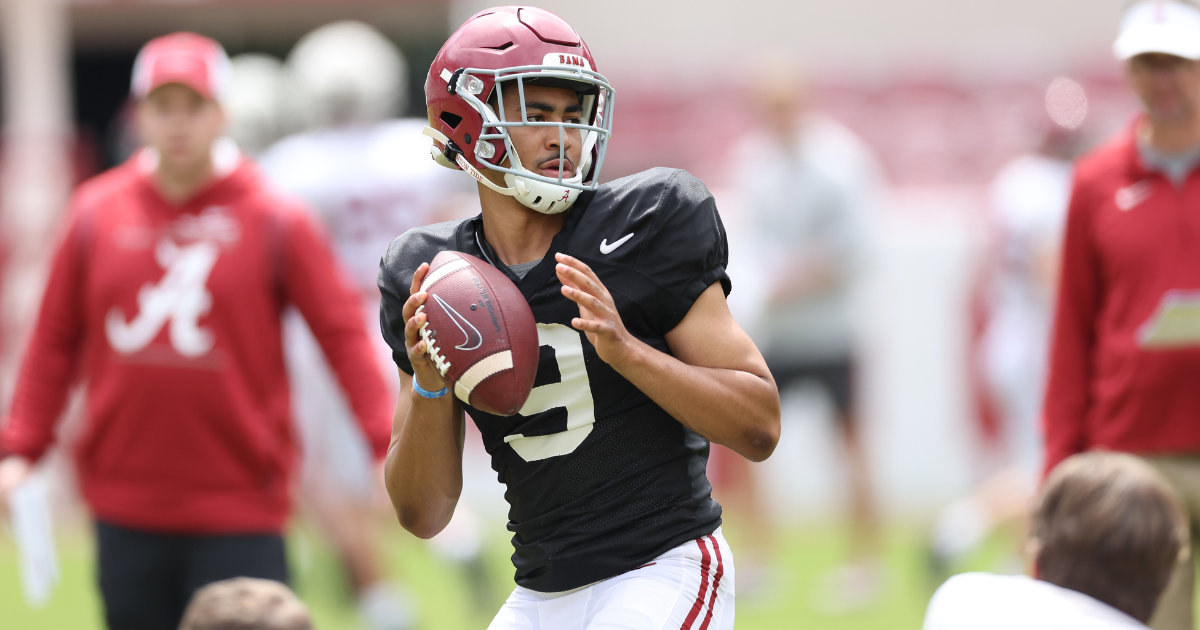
509,259,540,280
735,114,879,361
1138,136,1200,187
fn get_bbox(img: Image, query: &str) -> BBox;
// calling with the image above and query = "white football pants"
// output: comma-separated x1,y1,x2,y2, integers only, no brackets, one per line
487,527,734,630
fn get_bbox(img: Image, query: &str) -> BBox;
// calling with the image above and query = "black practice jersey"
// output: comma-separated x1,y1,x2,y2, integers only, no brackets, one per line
378,168,728,592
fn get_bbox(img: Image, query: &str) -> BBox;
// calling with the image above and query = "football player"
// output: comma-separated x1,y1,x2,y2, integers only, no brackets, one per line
377,7,781,629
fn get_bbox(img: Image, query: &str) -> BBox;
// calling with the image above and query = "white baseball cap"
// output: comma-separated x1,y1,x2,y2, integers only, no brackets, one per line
1114,0,1200,60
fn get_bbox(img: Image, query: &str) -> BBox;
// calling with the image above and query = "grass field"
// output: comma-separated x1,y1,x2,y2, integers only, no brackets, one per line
0,518,1022,630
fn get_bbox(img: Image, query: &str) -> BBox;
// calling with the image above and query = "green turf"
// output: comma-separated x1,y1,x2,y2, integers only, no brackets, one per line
0,533,105,629
0,519,1021,630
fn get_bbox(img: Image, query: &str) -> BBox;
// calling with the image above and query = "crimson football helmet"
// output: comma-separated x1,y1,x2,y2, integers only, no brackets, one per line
423,6,615,215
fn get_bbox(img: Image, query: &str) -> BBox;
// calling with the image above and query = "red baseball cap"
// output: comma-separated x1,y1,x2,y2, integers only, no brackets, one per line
131,32,231,101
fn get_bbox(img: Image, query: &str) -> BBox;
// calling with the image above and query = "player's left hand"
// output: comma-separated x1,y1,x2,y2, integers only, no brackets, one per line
556,253,643,369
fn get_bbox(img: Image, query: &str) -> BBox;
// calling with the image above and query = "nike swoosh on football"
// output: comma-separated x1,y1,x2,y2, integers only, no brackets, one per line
599,233,635,254
432,293,483,351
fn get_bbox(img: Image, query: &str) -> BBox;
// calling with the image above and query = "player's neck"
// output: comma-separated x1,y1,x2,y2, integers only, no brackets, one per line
478,185,567,266
153,155,216,205
1142,112,1200,154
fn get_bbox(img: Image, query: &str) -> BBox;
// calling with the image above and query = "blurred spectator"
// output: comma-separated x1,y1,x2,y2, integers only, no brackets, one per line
727,73,881,610
257,21,481,629
179,578,313,630
929,120,1085,573
0,32,392,630
923,452,1187,630
1042,2,1200,628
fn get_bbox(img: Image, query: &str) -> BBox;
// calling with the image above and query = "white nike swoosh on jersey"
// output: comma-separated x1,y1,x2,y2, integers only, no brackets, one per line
599,233,635,254
1115,179,1155,211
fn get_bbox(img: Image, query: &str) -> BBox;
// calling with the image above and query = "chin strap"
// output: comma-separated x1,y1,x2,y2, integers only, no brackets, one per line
422,126,523,198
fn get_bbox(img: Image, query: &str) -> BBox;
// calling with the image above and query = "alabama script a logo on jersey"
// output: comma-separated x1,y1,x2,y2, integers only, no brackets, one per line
105,207,238,358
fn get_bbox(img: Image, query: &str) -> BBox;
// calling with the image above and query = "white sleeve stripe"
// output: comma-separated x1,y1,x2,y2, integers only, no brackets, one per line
454,350,513,401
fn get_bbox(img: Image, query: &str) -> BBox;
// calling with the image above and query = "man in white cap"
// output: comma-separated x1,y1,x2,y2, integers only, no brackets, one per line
1043,1,1200,627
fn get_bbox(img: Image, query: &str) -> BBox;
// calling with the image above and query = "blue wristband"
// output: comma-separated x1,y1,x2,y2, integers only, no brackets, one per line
412,378,449,399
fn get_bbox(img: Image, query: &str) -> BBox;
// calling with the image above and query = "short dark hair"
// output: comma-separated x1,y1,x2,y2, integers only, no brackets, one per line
178,578,313,630
1033,452,1188,622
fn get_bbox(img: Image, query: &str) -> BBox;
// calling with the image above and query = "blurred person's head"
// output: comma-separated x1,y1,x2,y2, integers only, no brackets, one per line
1040,77,1090,160
179,578,312,630
226,54,288,155
1128,53,1200,126
131,32,230,181
1030,452,1188,622
287,21,406,128
1115,1,1200,127
749,62,810,144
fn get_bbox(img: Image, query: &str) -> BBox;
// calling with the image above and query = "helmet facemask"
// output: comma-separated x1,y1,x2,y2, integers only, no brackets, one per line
441,64,615,215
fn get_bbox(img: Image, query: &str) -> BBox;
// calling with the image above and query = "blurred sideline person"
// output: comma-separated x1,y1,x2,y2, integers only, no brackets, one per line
180,578,314,630
226,54,291,157
380,7,781,629
256,22,482,628
1042,2,1200,628
923,452,1188,630
929,122,1083,573
726,74,881,610
0,33,392,630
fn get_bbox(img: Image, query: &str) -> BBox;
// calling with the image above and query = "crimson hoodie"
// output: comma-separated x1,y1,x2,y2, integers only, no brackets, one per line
1,149,392,534
1043,123,1200,475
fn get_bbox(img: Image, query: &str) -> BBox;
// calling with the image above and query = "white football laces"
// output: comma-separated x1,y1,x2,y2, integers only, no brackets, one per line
414,304,452,377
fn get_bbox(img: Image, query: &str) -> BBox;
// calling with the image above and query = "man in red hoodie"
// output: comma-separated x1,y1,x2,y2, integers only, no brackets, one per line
1043,2,1200,628
0,33,391,630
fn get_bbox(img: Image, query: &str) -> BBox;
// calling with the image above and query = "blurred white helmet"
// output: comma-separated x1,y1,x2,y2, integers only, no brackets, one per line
287,21,407,127
226,53,288,155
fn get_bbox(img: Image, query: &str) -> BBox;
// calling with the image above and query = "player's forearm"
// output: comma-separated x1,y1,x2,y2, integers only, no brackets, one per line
384,383,464,539
616,341,780,462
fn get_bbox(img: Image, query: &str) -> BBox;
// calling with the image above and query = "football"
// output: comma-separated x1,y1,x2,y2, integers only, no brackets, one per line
415,250,539,415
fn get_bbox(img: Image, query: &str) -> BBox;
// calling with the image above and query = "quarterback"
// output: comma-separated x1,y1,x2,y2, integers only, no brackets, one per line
378,7,781,629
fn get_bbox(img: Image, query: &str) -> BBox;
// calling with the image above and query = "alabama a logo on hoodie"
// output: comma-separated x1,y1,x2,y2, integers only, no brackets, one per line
105,206,239,358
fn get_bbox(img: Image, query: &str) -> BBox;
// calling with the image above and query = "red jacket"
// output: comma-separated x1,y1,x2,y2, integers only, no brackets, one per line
1043,123,1200,475
1,152,392,534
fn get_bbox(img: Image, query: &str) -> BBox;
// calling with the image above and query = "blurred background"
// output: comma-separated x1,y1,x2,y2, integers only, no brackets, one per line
0,0,1141,628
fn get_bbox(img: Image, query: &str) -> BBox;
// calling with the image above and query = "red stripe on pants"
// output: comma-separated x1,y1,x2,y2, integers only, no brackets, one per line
680,537,712,630
698,534,725,630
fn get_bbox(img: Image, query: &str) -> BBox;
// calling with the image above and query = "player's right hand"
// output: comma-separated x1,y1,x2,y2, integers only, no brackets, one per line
403,262,449,395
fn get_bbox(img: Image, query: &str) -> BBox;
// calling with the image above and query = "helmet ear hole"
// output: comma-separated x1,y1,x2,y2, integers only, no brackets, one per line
440,111,463,129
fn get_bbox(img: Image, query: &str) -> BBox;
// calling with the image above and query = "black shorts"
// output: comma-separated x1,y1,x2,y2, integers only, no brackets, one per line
96,520,288,630
767,356,855,418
